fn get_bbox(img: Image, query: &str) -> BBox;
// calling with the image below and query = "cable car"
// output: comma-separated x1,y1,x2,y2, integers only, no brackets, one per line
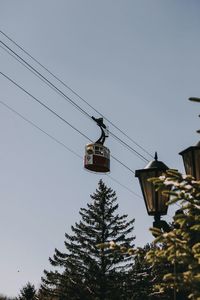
84,117,110,173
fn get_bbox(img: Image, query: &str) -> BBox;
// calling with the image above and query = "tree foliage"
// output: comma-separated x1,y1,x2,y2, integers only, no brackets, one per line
124,244,154,300
146,170,200,299
0,295,15,300
107,241,174,300
40,180,135,300
17,282,37,300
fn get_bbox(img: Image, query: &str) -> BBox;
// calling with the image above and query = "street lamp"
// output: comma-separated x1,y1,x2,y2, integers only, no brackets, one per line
179,141,200,180
135,153,170,229
179,97,200,180
135,98,200,230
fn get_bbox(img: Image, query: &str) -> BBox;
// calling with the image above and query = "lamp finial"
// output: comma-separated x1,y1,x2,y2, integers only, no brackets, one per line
154,152,158,161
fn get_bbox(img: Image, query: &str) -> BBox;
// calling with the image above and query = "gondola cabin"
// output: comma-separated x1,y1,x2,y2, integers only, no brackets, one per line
84,143,110,173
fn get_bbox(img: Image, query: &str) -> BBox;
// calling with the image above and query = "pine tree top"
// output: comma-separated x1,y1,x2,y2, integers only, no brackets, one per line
41,180,136,299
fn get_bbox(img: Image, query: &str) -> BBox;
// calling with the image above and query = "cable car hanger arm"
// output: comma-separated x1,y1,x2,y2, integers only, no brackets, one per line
91,116,108,145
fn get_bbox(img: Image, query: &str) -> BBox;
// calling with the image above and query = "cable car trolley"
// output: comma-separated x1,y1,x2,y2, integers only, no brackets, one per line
84,117,110,173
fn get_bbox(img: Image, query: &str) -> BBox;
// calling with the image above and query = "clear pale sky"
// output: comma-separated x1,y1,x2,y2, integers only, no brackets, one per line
0,0,200,296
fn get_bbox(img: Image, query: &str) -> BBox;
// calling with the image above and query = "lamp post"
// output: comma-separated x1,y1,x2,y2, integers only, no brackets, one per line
135,153,170,230
134,98,199,300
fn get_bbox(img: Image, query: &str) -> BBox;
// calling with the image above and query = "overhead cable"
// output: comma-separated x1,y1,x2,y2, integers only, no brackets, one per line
0,72,90,141
0,72,135,175
0,40,149,162
0,30,153,161
0,40,91,119
0,99,140,196
0,99,82,159
0,40,148,162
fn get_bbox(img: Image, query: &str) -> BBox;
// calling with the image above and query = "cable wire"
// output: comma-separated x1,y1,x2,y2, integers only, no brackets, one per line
0,71,90,141
0,43,147,164
0,30,153,159
109,131,147,162
0,34,152,161
107,175,142,198
0,99,82,159
0,99,139,196
0,40,91,120
0,40,149,162
0,71,135,175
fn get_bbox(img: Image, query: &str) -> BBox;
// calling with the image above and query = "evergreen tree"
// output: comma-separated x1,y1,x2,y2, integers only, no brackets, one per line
40,180,135,300
122,244,172,300
17,282,37,300
125,244,155,300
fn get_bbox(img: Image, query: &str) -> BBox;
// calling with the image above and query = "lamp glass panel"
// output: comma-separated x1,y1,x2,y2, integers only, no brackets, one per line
157,189,169,215
182,149,200,180
182,151,193,177
194,149,200,180
139,170,169,216
139,171,157,215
